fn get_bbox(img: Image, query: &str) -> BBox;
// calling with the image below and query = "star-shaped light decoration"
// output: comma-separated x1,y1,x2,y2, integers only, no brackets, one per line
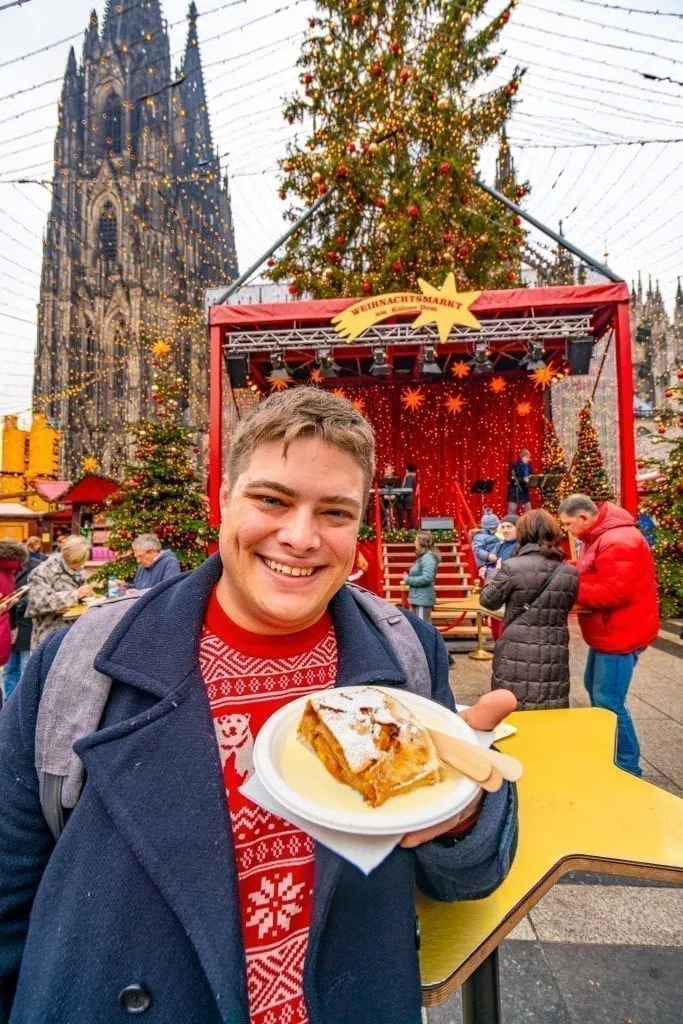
516,401,532,416
331,387,347,401
151,339,171,357
531,364,556,389
82,456,100,474
451,360,470,379
411,273,482,343
445,394,466,415
351,397,366,414
401,386,426,412
489,376,507,394
309,367,324,384
267,375,291,392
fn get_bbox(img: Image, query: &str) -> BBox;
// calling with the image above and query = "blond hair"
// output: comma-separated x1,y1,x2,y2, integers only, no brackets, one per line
227,387,376,501
61,535,91,569
416,530,442,563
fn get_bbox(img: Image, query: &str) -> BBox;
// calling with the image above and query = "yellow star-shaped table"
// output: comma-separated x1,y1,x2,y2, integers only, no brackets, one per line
412,273,482,343
418,708,683,1008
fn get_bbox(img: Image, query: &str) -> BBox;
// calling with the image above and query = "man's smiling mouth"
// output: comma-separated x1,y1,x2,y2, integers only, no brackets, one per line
261,557,318,577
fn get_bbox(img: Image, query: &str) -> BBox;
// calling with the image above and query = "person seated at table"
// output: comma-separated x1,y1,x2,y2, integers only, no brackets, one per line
26,535,93,650
479,510,578,710
397,463,418,528
131,533,181,589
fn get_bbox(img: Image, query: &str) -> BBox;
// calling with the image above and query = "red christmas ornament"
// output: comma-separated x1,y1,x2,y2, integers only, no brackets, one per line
336,164,349,177
308,17,316,27
407,203,420,218
460,193,468,205
304,73,313,85
678,369,683,380
512,215,521,226
317,183,328,195
374,197,386,208
266,257,275,267
370,63,383,77
442,232,454,244
458,246,469,259
278,190,286,201
506,270,516,281
439,161,452,174
399,68,411,82
346,141,356,154
361,281,372,294
501,10,510,23
391,259,402,272
390,41,400,55
288,284,299,295
336,234,346,246
351,13,362,26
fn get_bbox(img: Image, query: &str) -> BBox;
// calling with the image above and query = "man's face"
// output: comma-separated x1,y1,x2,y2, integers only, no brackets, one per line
521,454,531,464
559,511,596,538
500,522,517,541
134,547,158,568
218,436,364,635
384,464,394,477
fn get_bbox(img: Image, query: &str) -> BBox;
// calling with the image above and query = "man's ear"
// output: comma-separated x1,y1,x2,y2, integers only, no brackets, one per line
219,478,232,516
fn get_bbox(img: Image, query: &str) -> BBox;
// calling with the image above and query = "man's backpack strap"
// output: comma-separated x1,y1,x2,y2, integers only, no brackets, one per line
35,596,138,841
347,585,432,699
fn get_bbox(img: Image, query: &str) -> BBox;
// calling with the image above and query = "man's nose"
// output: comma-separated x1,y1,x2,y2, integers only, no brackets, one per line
278,506,321,552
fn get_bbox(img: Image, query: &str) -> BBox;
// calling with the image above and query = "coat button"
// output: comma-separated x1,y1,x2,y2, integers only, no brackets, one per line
118,984,152,1014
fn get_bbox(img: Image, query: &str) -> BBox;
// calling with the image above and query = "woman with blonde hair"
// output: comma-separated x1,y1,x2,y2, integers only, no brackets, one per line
26,536,93,650
480,509,578,709
403,530,442,622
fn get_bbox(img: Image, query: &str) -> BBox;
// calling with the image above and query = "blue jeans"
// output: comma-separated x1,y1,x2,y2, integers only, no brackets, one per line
1,649,30,702
584,648,643,776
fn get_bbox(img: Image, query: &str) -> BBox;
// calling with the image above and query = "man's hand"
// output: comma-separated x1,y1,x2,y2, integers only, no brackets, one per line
400,690,517,848
76,584,93,600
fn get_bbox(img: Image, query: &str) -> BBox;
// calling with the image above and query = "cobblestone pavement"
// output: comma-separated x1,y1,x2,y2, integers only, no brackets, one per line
427,622,682,1024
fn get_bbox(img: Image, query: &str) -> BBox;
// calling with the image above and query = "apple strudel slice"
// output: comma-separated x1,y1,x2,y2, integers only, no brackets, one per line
297,687,443,807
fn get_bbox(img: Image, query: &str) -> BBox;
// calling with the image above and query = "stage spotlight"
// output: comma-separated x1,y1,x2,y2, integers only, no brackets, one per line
317,347,340,378
565,336,594,375
269,350,292,381
369,346,392,377
224,352,249,388
418,345,443,378
470,341,494,375
520,341,546,372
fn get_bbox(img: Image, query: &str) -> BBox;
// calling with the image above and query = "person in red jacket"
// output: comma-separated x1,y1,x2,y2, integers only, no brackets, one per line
558,494,659,776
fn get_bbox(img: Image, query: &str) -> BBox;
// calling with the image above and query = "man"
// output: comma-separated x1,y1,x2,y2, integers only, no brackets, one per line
0,389,517,1024
558,493,659,776
507,448,533,514
131,533,181,589
2,539,46,701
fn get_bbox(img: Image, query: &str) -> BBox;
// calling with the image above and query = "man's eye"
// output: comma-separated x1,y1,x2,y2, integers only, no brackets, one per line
324,508,353,519
256,495,285,508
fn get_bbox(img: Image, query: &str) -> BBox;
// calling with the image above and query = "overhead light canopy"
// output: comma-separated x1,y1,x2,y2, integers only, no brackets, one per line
369,346,392,377
317,347,340,378
520,341,546,372
418,345,443,378
470,341,494,375
269,350,292,381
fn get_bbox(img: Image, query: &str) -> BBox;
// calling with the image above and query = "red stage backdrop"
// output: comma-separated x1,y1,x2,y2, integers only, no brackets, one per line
325,375,544,520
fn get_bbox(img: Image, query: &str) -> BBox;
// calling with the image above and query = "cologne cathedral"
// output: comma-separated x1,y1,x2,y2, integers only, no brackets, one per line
33,1,237,476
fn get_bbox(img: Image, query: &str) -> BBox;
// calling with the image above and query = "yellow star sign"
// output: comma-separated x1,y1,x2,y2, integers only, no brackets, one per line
411,274,482,343
417,708,683,1005
331,273,481,344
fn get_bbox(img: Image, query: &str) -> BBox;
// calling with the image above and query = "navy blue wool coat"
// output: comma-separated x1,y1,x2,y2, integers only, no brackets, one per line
0,555,517,1024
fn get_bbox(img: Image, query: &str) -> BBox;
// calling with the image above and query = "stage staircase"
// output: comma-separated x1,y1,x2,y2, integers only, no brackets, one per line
382,540,491,643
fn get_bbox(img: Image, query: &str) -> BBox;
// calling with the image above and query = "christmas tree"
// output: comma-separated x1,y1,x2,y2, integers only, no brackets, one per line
642,374,683,619
539,415,571,516
570,402,614,502
270,0,526,298
100,341,214,583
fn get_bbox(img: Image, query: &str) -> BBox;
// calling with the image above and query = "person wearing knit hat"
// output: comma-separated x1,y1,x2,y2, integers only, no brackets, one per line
472,508,502,578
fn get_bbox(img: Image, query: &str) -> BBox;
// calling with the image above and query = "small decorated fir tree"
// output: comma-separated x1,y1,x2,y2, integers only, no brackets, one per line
539,415,571,516
570,402,614,502
642,374,683,619
101,341,214,582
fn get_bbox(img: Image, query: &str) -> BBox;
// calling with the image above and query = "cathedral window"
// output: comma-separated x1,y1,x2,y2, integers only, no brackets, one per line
112,329,126,399
102,93,122,155
98,202,118,265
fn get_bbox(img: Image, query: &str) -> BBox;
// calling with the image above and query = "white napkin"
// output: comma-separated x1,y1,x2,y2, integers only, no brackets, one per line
239,708,495,876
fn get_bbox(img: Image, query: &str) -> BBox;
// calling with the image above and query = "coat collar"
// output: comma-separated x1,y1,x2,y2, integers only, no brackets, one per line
95,553,407,697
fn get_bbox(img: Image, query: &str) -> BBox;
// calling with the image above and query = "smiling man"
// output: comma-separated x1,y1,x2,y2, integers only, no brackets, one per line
0,388,517,1024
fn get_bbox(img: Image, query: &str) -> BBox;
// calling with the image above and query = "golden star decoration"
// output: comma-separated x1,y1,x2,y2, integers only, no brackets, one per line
401,386,426,412
267,375,291,391
489,376,507,394
309,368,324,384
516,401,532,416
81,456,100,474
351,397,366,414
412,273,482,343
331,387,347,400
445,394,466,415
451,360,470,379
531,365,556,389
151,340,171,357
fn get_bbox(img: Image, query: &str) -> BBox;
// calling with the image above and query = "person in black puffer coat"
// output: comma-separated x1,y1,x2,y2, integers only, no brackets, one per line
480,509,579,710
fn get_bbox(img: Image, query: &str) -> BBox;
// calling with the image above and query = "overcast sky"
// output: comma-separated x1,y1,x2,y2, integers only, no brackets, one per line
1,0,681,418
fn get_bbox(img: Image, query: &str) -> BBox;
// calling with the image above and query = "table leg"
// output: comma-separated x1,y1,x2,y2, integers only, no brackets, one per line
461,948,502,1024
468,612,493,661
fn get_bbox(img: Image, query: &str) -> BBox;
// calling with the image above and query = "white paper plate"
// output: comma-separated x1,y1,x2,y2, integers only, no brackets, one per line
253,686,481,836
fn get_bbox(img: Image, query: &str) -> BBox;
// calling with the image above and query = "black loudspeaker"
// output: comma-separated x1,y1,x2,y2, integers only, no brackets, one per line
225,353,248,387
566,338,593,376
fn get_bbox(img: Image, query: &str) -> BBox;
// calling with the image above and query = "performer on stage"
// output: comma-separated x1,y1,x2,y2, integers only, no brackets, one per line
380,463,401,529
507,448,533,514
397,463,418,529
